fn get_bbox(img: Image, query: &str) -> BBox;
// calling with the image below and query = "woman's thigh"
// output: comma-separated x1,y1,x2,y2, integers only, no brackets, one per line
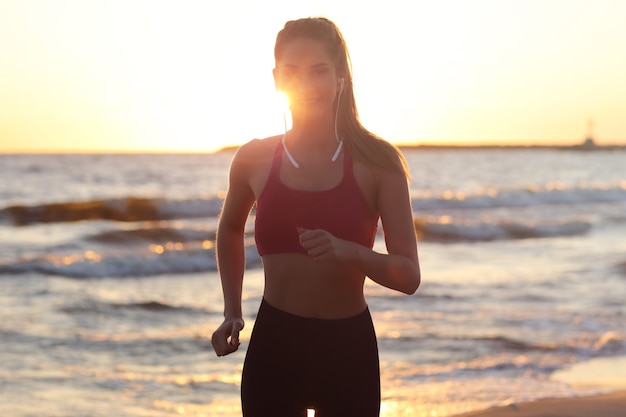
241,299,380,417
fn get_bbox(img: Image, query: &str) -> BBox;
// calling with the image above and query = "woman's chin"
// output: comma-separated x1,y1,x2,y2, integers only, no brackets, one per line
289,104,331,121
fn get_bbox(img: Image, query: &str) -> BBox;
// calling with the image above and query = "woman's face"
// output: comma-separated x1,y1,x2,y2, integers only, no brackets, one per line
274,38,340,120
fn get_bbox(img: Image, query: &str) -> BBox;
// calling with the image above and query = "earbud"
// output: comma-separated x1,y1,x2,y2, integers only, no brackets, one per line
338,77,345,93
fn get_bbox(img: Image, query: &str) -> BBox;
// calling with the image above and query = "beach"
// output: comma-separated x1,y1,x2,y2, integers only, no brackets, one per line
455,391,626,417
453,354,626,416
1,149,625,416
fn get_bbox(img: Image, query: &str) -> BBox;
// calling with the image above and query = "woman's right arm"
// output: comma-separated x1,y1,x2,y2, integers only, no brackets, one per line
211,145,257,357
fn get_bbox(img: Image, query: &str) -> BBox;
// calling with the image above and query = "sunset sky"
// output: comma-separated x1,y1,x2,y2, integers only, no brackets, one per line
1,0,625,153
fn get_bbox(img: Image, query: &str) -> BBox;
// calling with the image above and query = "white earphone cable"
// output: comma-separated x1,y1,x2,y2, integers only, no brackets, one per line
282,78,344,168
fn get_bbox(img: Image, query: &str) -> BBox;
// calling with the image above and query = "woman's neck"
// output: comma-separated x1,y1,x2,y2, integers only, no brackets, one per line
283,117,343,168
289,117,335,146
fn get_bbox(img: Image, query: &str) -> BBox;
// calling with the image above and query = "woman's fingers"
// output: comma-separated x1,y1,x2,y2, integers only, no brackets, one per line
298,228,339,260
212,319,244,357
211,331,231,356
298,228,326,248
230,320,244,346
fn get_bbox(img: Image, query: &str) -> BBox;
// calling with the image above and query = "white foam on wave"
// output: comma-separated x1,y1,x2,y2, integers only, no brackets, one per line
412,182,626,212
417,217,592,242
0,240,261,278
157,197,224,219
552,355,626,389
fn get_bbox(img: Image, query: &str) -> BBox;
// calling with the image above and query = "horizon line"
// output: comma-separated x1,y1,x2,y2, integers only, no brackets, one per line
2,141,625,155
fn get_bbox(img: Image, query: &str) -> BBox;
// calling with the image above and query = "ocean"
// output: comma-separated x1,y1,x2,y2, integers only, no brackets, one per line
1,148,625,416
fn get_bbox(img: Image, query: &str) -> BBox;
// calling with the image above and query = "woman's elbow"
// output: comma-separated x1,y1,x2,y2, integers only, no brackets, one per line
404,272,421,295
400,262,421,295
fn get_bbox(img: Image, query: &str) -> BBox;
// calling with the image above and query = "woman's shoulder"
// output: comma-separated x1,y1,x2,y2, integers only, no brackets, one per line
234,135,281,162
349,133,409,180
229,136,282,192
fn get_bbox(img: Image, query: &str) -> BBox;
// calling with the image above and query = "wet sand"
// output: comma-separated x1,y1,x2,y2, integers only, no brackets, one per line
453,391,626,417
454,356,626,417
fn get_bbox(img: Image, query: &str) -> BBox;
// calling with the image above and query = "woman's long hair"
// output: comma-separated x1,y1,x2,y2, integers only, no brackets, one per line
274,17,409,178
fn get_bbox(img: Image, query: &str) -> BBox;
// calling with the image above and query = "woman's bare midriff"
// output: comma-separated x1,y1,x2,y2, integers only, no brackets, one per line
261,254,368,319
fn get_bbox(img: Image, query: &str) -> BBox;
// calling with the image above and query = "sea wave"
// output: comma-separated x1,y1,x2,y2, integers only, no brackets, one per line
0,241,261,278
414,217,592,242
0,216,595,278
1,182,624,226
0,196,224,226
59,300,207,315
0,182,622,278
412,181,626,211
85,226,217,245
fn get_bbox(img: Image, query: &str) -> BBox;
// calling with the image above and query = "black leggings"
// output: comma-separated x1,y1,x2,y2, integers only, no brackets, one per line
241,299,380,417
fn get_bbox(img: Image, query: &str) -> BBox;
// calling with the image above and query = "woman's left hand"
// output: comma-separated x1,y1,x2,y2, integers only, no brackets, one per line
297,227,356,262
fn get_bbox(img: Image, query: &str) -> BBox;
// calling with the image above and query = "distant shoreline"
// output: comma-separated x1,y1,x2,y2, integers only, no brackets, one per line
396,143,626,152
2,143,624,155
218,143,626,153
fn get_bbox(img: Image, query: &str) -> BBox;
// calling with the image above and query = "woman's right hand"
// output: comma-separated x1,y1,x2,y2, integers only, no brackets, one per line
211,317,245,357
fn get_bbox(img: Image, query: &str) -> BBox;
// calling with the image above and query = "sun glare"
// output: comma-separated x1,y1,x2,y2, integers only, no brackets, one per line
1,1,625,153
275,92,292,133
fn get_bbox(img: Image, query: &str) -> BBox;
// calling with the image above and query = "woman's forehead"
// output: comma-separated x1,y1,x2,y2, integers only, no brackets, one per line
276,38,334,67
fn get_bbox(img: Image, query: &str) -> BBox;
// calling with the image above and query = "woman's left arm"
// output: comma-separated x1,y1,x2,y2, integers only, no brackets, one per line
298,170,420,295
354,169,420,294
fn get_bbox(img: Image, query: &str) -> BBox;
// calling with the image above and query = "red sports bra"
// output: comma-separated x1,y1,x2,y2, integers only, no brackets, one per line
254,143,379,256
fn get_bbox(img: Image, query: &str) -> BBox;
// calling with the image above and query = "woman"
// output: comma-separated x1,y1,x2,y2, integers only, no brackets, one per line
211,17,420,417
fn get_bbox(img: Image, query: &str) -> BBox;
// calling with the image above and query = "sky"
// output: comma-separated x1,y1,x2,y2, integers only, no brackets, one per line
1,0,625,153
